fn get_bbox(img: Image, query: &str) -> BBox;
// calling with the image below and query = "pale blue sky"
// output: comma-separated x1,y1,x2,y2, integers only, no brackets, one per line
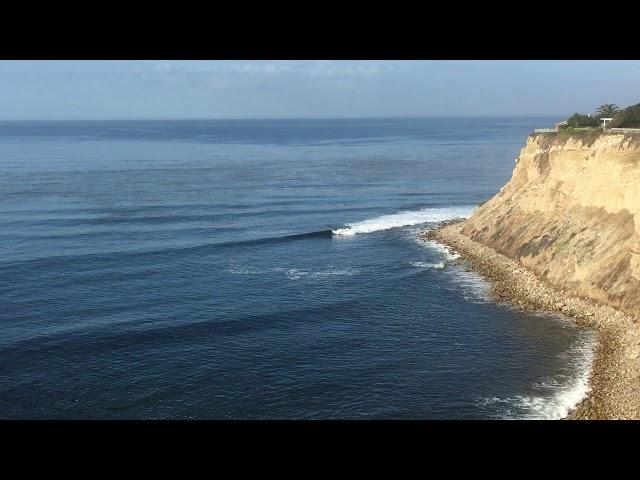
1,60,638,120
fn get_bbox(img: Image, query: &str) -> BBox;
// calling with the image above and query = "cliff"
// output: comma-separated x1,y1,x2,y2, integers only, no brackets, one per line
459,131,640,320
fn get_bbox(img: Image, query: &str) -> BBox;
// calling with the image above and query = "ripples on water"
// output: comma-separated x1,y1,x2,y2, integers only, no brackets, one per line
0,117,595,419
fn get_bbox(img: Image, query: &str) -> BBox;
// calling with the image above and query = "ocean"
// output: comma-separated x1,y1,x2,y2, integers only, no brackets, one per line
0,117,596,419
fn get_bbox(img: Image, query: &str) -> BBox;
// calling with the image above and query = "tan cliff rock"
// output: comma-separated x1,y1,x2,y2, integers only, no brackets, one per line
459,132,640,320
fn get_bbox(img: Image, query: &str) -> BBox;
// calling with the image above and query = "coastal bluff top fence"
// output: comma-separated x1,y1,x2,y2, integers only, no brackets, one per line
610,128,640,133
533,127,640,134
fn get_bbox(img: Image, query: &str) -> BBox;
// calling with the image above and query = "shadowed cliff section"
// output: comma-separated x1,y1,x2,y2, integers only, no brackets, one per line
460,132,640,319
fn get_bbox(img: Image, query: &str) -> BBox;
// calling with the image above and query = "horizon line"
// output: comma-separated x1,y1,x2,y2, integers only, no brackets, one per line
0,114,568,122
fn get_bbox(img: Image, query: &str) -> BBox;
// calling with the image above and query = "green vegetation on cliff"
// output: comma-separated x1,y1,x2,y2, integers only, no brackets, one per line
595,104,621,118
566,113,599,128
532,101,640,143
610,103,640,128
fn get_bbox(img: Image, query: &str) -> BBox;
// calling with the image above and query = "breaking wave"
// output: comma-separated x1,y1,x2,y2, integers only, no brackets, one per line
331,205,475,236
478,330,597,419
419,239,461,261
411,261,446,269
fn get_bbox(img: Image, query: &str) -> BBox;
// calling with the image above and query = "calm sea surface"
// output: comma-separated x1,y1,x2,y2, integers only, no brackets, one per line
0,118,595,419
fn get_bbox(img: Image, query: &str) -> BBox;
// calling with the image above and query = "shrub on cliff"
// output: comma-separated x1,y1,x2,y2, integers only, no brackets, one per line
557,128,601,146
609,103,640,128
566,113,599,128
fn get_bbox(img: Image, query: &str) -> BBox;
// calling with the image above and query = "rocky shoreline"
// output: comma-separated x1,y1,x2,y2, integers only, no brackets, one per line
423,221,640,419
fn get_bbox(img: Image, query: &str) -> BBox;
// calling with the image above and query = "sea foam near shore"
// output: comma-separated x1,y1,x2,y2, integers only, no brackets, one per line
479,328,597,419
424,222,640,419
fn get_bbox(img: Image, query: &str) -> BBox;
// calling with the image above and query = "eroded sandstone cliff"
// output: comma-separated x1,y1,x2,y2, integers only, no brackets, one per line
459,132,640,319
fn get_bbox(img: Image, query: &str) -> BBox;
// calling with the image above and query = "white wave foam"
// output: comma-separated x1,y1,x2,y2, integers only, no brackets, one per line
230,265,359,279
286,267,360,280
332,205,475,236
447,269,491,303
411,261,446,269
420,240,460,261
227,265,263,275
479,331,597,419
313,267,360,277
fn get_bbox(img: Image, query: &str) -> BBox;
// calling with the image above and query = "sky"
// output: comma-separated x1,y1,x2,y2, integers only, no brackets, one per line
0,60,639,120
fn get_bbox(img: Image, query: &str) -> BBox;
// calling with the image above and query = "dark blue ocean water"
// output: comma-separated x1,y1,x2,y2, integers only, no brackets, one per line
0,118,596,419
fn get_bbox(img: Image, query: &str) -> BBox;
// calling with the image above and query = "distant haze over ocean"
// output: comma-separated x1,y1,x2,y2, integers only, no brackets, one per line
2,60,639,119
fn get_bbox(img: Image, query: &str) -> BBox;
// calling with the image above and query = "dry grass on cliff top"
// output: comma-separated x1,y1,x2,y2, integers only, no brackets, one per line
532,129,602,147
531,129,640,148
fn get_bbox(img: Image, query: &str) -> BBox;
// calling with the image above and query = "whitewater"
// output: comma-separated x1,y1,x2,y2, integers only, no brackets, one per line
331,205,476,236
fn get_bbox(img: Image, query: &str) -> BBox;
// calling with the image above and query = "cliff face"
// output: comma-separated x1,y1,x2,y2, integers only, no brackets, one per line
459,132,640,319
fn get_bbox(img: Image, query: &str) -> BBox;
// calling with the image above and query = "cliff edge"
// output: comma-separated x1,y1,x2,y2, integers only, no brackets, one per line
459,131,640,320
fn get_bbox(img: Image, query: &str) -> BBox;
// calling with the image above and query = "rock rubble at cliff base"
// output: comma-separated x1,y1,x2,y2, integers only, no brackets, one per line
423,221,640,420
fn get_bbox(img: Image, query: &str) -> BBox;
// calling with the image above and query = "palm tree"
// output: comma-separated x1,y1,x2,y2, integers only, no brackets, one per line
595,104,621,118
